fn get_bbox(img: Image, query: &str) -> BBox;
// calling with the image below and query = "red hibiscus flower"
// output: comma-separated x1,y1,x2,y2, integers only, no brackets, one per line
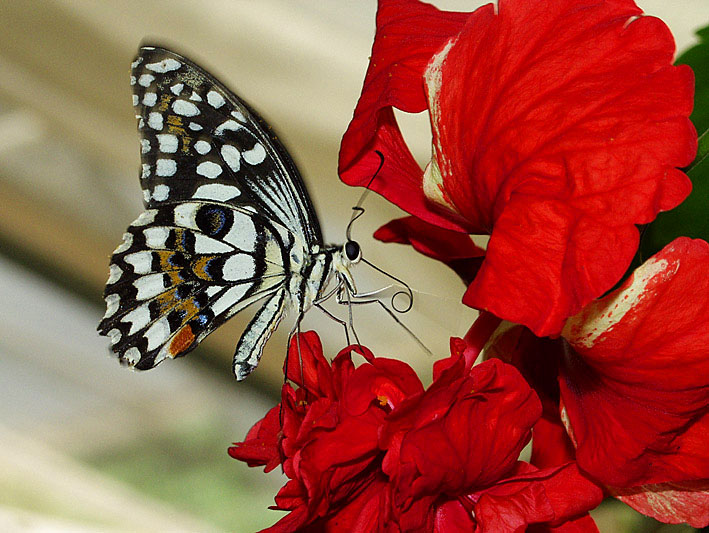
484,238,709,527
229,332,422,531
381,336,602,532
231,329,604,532
339,0,696,337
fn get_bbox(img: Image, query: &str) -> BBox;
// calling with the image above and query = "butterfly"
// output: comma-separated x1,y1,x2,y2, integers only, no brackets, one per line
97,45,366,380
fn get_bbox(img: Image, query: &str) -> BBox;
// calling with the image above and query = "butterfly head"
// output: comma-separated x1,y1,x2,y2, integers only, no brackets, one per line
344,240,362,264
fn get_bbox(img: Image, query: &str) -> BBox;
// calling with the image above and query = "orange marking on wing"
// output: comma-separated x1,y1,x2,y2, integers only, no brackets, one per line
192,256,215,280
155,287,179,313
157,251,180,271
166,115,191,152
157,94,172,111
169,324,195,357
166,271,183,285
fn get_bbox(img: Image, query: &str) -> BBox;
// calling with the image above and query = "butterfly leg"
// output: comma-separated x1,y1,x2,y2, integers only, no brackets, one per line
314,303,351,346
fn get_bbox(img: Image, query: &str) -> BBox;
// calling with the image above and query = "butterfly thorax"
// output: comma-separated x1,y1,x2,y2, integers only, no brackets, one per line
289,244,355,315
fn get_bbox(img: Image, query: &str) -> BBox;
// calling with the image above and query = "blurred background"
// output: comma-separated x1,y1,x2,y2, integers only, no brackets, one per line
0,1,707,531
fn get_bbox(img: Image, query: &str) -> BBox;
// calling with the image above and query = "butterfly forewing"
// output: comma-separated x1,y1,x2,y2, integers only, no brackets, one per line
130,46,322,245
99,46,326,377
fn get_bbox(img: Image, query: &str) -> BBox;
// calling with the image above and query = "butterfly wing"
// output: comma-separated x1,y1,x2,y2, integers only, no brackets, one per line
98,46,323,378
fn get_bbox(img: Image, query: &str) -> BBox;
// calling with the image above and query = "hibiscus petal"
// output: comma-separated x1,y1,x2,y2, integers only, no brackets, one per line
431,0,696,336
385,359,541,503
561,238,709,486
338,0,470,230
464,199,639,336
374,215,485,284
477,462,603,532
611,479,709,528
229,405,282,472
285,331,334,398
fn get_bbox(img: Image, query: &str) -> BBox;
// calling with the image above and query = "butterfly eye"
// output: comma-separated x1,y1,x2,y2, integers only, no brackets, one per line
344,240,361,263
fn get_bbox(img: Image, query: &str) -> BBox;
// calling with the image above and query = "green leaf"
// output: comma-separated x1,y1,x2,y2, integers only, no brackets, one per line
639,23,709,261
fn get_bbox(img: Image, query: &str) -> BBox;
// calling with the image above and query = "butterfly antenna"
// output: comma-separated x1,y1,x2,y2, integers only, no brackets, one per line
346,150,385,241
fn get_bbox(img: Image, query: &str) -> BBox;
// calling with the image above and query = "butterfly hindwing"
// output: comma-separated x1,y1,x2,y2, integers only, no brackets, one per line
98,201,291,369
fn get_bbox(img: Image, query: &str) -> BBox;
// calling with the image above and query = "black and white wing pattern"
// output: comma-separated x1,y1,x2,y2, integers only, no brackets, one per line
98,45,326,380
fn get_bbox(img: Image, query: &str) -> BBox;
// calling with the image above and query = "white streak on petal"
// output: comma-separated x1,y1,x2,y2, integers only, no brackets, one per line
562,257,678,349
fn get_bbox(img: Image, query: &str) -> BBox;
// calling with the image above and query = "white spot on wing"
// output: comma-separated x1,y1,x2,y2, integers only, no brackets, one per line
134,273,167,300
222,253,255,282
157,134,178,153
189,122,203,131
125,251,154,274
138,74,155,87
107,328,122,345
145,316,171,350
171,83,184,95
132,210,157,226
152,184,170,201
223,211,257,252
172,100,200,117
215,120,242,135
194,234,234,254
211,285,249,317
123,347,141,365
132,94,139,106
231,111,246,123
189,92,202,102
221,144,241,172
156,159,177,177
196,161,223,179
107,264,122,284
141,163,151,180
144,227,169,248
103,294,120,318
148,112,163,130
114,233,133,254
130,75,136,86
194,140,211,154
207,91,225,108
142,92,157,106
141,139,150,154
145,58,181,73
174,203,199,230
205,286,222,298
193,184,240,201
243,143,266,165
121,303,152,335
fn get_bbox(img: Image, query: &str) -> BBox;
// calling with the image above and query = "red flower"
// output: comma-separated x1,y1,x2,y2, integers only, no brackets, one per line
339,0,696,337
484,238,709,527
381,339,602,532
232,330,603,532
230,332,422,531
